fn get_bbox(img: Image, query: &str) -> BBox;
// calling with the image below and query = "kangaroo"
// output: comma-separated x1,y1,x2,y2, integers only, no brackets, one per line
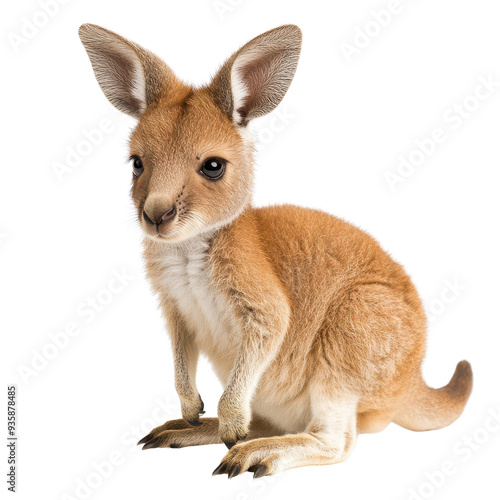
79,23,473,478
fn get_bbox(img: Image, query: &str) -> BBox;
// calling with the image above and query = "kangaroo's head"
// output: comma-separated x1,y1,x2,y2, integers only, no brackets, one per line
79,24,302,243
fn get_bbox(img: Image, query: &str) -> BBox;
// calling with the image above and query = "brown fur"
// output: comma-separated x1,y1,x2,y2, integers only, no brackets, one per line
79,23,473,478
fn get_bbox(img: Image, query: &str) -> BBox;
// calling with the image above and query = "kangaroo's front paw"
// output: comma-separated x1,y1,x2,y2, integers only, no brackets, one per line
181,394,205,426
217,398,249,449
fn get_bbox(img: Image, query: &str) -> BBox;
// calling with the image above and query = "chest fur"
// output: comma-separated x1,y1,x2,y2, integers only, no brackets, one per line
150,238,237,362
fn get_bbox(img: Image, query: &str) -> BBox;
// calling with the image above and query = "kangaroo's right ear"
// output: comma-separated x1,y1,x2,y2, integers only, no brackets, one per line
78,24,186,118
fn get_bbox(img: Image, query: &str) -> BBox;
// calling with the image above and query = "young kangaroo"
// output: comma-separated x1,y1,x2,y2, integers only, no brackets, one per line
79,23,473,478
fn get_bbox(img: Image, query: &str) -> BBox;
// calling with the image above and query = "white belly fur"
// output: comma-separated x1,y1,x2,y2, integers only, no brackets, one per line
154,235,239,382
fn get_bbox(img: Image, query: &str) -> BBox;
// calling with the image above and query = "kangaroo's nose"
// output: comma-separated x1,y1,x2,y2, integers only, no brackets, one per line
143,204,177,226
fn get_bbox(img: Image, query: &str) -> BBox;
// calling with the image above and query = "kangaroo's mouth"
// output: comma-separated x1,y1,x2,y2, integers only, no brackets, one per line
141,212,176,240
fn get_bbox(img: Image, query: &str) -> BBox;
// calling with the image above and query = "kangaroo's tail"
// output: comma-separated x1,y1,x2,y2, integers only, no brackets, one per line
394,360,473,431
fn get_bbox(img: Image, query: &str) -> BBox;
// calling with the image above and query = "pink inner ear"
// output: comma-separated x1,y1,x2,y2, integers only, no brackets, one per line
106,50,145,115
237,50,285,121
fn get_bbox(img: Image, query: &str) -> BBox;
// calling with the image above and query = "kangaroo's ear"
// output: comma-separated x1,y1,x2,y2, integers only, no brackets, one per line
209,25,302,126
78,24,187,118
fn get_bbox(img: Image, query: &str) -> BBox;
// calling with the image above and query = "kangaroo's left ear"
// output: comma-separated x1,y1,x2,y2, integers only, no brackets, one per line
209,25,302,126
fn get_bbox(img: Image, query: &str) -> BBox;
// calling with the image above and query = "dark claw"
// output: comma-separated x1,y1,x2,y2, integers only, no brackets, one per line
142,439,159,450
212,462,228,476
222,439,236,450
199,395,205,413
222,431,248,449
228,464,241,479
170,443,180,448
253,464,268,479
137,434,152,445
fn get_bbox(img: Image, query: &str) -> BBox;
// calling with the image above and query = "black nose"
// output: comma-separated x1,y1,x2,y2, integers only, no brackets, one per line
143,205,177,226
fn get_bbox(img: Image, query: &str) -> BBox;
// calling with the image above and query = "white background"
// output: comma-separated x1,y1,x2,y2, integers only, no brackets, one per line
2,0,499,499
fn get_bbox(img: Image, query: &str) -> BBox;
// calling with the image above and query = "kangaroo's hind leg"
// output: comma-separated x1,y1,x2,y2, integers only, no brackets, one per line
139,417,220,449
213,392,359,478
139,414,280,450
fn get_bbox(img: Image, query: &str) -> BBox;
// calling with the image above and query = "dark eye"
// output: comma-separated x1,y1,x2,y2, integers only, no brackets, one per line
200,157,226,180
130,155,144,178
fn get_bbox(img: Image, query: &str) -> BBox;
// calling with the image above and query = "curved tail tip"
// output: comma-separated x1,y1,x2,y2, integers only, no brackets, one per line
448,360,473,405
